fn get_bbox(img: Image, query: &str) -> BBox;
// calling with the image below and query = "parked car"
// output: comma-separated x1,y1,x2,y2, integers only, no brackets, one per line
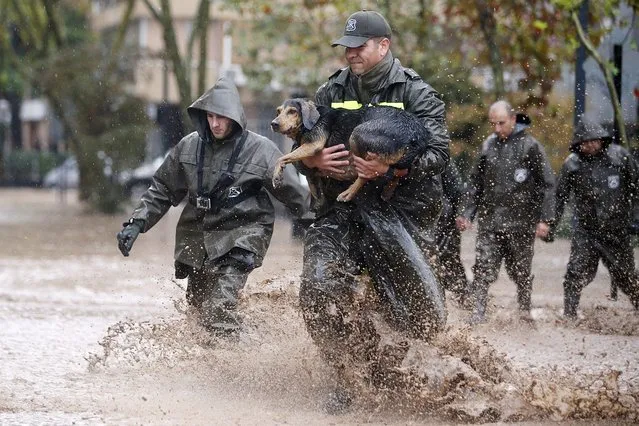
118,153,167,203
42,156,79,189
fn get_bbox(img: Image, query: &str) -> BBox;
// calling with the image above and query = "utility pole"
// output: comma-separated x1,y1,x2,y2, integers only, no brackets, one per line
573,0,589,127
612,44,623,145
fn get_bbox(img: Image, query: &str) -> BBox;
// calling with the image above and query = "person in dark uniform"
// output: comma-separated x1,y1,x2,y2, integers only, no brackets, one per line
295,10,450,412
554,120,639,319
116,77,308,336
457,100,555,324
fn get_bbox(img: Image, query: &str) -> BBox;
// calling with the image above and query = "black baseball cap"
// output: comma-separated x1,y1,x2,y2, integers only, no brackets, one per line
331,10,392,48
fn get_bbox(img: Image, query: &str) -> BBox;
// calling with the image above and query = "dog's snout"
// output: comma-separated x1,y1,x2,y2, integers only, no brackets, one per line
270,120,280,131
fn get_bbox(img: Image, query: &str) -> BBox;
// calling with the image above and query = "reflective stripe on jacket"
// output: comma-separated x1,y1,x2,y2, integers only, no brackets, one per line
310,58,450,228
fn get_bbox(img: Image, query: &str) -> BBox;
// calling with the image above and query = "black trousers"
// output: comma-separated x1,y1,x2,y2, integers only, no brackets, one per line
434,225,469,299
471,229,536,312
299,207,379,369
299,204,445,370
182,248,255,334
563,228,639,317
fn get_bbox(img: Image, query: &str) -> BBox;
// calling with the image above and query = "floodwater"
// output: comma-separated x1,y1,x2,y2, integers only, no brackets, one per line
1,188,638,425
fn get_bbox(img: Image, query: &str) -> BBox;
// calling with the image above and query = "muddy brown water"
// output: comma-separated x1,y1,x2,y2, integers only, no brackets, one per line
1,188,638,425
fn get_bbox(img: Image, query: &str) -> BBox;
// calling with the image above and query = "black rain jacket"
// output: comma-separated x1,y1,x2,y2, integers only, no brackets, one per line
462,118,556,233
556,121,639,235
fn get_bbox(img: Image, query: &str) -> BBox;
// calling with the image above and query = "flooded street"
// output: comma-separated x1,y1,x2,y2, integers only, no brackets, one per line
1,188,638,424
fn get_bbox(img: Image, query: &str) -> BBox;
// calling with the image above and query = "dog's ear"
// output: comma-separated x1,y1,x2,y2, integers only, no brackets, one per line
300,100,320,130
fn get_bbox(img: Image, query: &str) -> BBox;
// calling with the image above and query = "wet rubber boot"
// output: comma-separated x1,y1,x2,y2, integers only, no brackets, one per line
323,366,354,415
200,303,240,337
517,276,533,321
630,292,639,312
609,280,618,301
629,273,639,311
198,271,247,339
324,385,352,414
469,281,488,324
185,269,207,311
563,283,580,320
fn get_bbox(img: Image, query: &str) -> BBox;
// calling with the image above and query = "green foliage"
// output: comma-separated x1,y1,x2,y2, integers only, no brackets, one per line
442,0,577,106
552,0,583,10
420,67,484,106
37,43,150,211
222,0,485,102
222,0,363,95
3,150,65,185
1,1,152,213
448,94,575,176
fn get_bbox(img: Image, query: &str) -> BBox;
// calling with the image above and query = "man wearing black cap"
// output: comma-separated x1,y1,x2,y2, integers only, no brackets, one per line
554,120,639,319
294,10,450,413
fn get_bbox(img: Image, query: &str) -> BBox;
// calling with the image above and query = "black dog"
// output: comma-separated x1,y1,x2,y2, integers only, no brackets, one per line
270,98,431,202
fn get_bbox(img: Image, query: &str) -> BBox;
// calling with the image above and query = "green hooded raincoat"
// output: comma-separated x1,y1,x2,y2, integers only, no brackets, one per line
130,77,309,270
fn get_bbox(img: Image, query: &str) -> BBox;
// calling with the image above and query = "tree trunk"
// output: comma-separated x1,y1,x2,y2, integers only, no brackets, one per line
7,91,22,150
474,0,505,99
191,0,211,95
143,0,192,120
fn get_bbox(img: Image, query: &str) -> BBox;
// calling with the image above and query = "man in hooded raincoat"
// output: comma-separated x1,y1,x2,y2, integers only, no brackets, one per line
116,77,309,335
554,120,639,319
457,100,556,324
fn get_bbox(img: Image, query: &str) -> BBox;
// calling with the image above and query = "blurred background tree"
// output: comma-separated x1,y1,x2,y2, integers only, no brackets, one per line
553,0,639,148
0,0,150,212
0,0,637,212
221,0,637,175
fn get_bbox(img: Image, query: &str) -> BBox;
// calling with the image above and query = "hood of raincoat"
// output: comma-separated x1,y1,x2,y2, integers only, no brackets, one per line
511,113,531,137
570,120,612,153
187,77,247,140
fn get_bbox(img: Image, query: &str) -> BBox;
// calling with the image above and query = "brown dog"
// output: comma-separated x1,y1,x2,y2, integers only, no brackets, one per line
270,98,431,202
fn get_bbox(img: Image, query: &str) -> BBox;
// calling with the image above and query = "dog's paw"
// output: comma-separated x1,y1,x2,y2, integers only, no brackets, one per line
337,190,353,202
272,165,285,188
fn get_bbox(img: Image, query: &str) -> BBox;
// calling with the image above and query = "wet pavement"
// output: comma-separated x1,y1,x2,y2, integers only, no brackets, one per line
1,188,638,425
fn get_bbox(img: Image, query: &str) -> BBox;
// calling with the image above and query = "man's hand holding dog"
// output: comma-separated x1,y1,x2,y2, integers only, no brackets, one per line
302,144,351,179
353,153,389,180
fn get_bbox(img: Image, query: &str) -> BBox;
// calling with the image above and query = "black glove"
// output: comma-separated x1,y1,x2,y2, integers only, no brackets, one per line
117,219,145,257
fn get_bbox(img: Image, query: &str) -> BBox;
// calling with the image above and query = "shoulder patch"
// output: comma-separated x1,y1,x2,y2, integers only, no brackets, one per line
607,144,629,167
567,153,579,161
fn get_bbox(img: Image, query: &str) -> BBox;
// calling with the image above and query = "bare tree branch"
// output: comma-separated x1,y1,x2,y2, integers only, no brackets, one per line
111,0,136,60
195,0,210,94
142,0,161,21
571,9,628,147
42,0,66,48
475,0,505,99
